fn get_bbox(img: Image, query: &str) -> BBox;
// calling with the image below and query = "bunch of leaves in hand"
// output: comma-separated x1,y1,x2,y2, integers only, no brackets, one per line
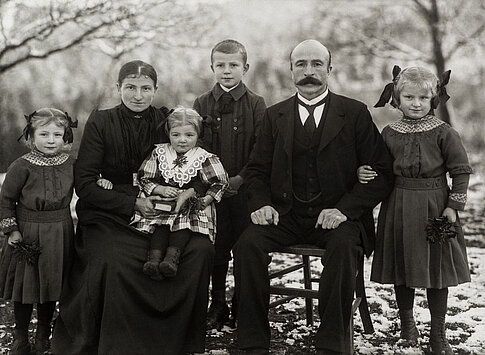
425,216,457,244
180,197,205,215
11,240,42,264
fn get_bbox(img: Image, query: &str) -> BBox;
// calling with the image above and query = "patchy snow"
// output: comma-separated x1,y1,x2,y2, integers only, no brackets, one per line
1,172,484,354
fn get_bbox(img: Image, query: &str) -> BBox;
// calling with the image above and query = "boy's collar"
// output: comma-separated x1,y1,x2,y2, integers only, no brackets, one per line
212,82,246,101
220,83,238,92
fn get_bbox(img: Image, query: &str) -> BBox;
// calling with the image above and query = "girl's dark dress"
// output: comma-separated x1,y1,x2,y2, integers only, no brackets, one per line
52,104,214,355
0,152,74,303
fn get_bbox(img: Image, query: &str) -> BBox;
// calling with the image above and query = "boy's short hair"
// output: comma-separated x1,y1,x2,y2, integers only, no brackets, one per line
211,39,247,65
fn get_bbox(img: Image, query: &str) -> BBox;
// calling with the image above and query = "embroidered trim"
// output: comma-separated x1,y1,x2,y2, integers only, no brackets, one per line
450,193,467,204
0,217,17,232
22,151,69,166
156,144,212,187
389,115,445,134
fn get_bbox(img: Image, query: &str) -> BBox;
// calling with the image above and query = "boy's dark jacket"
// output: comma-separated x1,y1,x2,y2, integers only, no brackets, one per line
193,82,266,179
245,92,394,257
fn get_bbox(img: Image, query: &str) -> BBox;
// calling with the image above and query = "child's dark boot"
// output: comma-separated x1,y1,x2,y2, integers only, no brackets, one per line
34,323,51,354
207,290,230,331
159,247,181,277
430,316,453,354
143,249,164,281
10,329,31,355
398,309,419,344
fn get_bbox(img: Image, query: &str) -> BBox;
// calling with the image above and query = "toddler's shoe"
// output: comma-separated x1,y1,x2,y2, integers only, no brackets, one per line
143,249,164,281
159,247,181,277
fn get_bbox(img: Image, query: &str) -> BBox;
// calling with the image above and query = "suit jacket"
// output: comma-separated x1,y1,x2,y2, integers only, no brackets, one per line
245,92,394,256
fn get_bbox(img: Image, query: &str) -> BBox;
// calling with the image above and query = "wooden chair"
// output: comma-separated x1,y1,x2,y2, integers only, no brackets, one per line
268,245,374,349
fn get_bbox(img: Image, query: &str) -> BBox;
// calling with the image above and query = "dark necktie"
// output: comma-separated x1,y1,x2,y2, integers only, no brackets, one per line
219,92,235,114
298,97,326,135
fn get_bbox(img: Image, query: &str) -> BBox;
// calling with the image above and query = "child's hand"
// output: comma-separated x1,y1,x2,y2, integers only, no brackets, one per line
97,178,113,190
200,195,214,209
174,188,196,213
357,165,377,184
153,185,180,198
442,207,457,223
7,231,22,246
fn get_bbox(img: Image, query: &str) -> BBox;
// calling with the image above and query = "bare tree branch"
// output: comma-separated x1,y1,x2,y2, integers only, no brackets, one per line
0,0,207,75
445,23,485,61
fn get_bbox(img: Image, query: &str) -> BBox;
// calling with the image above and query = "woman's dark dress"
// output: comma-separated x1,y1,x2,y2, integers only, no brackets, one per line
52,104,214,355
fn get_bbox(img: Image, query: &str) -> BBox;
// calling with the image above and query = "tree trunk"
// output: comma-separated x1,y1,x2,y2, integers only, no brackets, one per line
428,0,451,125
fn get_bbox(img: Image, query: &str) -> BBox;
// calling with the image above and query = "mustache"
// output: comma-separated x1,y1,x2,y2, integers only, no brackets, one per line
296,77,323,86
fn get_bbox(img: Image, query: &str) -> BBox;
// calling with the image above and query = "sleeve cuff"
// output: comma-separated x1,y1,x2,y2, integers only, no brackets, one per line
0,217,18,234
448,193,467,211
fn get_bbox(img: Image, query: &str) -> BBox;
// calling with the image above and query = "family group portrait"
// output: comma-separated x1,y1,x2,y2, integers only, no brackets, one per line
0,0,484,354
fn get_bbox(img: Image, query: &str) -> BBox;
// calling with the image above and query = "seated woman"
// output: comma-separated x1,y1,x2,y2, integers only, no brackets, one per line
52,60,214,355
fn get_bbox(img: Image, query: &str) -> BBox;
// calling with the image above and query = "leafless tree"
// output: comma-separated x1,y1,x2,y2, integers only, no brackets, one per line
316,0,485,124
0,0,215,74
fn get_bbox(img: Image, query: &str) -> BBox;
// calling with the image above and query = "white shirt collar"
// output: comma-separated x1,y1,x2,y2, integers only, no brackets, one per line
297,88,328,105
297,89,329,127
219,83,239,92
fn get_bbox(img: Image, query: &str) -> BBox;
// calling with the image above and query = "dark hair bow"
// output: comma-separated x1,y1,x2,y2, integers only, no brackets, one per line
63,111,78,143
431,70,451,109
374,65,401,108
17,111,37,142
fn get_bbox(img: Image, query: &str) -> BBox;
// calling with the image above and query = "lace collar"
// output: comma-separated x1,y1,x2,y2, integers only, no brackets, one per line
155,143,212,187
22,150,70,166
389,114,445,133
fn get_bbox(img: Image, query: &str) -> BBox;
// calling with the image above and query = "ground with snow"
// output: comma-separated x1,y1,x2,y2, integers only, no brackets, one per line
206,172,485,354
0,168,484,354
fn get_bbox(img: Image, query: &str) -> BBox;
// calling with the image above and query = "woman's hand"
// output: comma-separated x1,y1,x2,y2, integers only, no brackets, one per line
357,165,377,184
134,196,161,218
442,207,457,223
8,231,22,246
96,178,113,190
153,185,179,198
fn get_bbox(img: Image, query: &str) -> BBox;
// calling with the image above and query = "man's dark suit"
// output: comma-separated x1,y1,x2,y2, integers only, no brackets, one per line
234,92,394,353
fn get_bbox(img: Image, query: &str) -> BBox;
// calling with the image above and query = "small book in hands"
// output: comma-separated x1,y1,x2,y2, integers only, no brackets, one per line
154,198,177,213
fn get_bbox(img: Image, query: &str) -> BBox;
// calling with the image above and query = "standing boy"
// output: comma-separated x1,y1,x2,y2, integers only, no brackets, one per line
193,39,266,330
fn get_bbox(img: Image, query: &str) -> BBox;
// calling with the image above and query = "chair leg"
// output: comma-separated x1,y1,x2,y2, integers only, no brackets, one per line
355,260,374,334
302,255,313,326
349,313,354,354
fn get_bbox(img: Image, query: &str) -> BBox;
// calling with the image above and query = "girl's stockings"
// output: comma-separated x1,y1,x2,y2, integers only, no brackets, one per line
394,285,419,344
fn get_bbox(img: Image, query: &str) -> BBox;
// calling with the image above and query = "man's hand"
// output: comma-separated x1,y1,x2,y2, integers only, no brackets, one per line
134,196,162,218
442,207,457,223
8,231,22,246
250,206,279,226
315,208,347,229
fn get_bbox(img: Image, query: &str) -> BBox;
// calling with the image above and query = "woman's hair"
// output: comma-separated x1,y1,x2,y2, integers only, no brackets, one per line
165,106,203,136
393,66,439,106
118,60,157,87
26,108,72,151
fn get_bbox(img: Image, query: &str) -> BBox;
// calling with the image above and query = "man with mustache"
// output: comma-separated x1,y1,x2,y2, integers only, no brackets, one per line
233,39,394,354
